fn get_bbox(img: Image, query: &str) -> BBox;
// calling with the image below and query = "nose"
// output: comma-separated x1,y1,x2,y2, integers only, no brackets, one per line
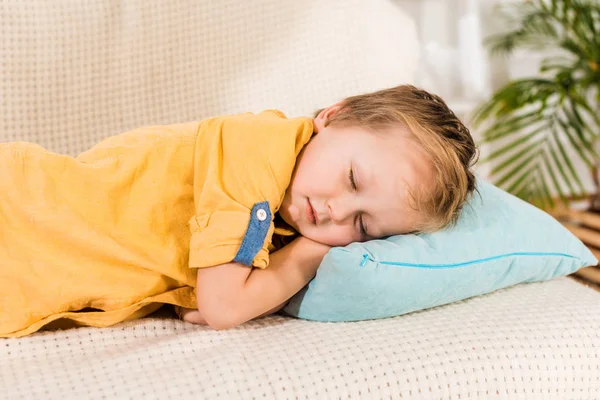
325,193,358,224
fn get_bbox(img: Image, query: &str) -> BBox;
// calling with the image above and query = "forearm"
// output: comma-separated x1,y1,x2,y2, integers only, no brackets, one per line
232,236,330,326
256,300,288,319
179,297,284,325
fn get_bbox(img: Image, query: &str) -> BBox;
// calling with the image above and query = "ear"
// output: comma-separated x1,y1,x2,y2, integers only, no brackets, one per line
313,102,343,133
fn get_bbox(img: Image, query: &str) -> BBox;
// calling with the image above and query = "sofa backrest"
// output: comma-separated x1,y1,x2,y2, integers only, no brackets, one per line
0,0,419,155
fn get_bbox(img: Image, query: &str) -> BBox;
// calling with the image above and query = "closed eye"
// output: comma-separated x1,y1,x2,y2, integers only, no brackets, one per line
349,165,368,239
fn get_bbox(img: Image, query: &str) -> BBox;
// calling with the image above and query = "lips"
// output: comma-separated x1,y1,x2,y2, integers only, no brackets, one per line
306,198,318,225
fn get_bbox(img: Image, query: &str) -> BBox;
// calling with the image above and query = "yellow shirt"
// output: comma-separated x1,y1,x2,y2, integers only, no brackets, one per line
0,110,313,338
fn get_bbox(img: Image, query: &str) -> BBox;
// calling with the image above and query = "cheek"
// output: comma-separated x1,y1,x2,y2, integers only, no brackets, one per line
295,143,333,184
295,158,336,196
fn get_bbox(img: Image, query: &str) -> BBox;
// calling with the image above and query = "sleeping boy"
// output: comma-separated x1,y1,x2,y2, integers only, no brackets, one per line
0,85,477,337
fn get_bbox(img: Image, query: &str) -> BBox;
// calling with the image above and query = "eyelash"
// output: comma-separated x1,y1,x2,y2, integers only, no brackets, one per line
349,167,367,238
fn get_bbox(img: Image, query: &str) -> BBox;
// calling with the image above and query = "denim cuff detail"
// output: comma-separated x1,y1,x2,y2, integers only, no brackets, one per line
233,201,271,266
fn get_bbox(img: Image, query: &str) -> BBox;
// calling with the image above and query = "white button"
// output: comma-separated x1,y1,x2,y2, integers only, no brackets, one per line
256,208,267,221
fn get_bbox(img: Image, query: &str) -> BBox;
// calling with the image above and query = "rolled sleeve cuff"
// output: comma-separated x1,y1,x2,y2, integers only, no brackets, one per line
188,202,274,269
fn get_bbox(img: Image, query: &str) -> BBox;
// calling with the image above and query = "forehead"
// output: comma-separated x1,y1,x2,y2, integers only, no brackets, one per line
352,126,434,235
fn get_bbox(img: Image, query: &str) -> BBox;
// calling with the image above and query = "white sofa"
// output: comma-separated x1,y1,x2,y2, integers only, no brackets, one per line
1,1,599,398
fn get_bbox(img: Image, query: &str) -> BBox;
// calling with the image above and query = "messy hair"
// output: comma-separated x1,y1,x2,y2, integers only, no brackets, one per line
315,85,479,233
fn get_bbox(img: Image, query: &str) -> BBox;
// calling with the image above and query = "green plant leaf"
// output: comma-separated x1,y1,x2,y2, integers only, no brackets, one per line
571,93,600,128
547,136,578,196
536,166,556,209
494,150,539,187
480,111,545,143
556,117,594,168
541,149,569,206
506,163,538,194
561,37,591,60
473,79,558,123
514,176,535,202
490,138,545,175
567,99,599,143
551,125,586,196
481,125,546,164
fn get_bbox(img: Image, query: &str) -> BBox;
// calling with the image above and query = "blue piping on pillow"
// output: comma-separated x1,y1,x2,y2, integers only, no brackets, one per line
360,252,582,268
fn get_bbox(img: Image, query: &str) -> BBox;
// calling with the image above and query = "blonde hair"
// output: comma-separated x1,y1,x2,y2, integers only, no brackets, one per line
317,85,479,233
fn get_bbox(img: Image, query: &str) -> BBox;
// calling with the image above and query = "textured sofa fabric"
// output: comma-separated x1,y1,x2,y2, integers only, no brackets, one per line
2,279,600,398
0,0,418,155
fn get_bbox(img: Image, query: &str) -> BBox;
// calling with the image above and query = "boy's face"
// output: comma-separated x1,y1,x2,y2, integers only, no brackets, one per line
279,105,436,247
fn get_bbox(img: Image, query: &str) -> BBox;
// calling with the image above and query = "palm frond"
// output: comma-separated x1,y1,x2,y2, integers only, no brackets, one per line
482,112,545,143
541,149,569,205
509,164,538,195
482,124,547,164
546,133,579,195
495,150,539,188
489,138,545,175
536,166,556,209
567,99,600,144
473,78,558,123
556,117,594,168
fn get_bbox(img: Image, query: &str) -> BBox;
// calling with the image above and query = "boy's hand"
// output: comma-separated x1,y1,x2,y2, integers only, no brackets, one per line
175,306,208,325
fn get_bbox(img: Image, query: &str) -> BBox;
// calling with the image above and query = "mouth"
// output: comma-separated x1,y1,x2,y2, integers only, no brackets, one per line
306,198,318,225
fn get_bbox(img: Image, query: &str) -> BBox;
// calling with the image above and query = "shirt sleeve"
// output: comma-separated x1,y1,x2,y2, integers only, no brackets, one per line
188,110,314,269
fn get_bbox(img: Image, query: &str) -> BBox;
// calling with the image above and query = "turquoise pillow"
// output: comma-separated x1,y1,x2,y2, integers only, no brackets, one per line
283,178,597,321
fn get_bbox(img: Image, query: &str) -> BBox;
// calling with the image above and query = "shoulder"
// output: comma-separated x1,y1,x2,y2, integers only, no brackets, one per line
198,110,315,196
203,110,314,148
